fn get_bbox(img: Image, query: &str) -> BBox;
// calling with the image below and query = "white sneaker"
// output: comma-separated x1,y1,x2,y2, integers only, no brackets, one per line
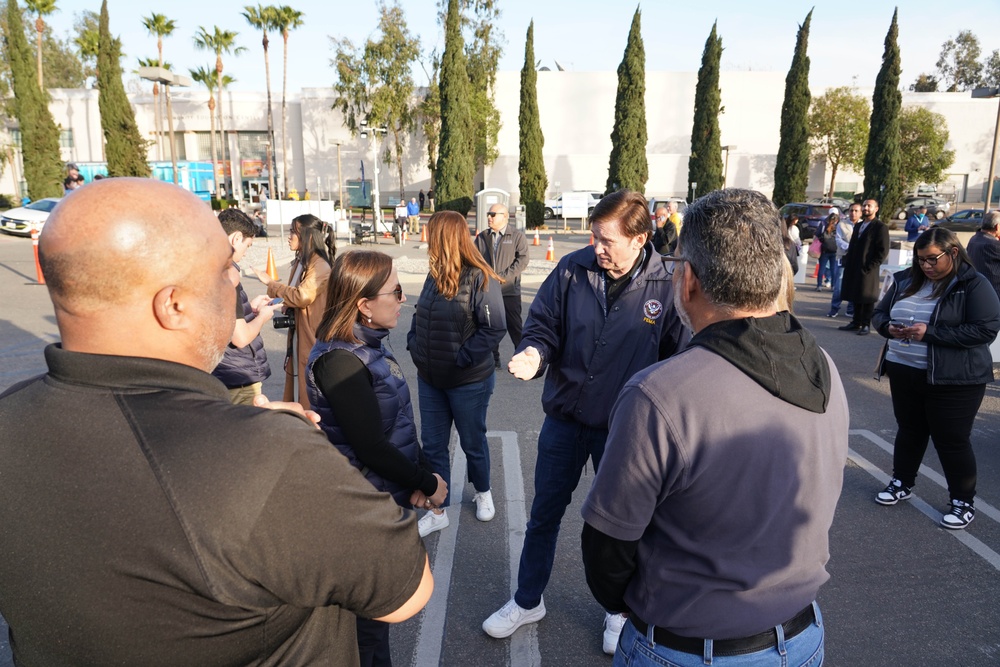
473,490,495,522
418,510,449,537
603,612,626,655
482,597,546,638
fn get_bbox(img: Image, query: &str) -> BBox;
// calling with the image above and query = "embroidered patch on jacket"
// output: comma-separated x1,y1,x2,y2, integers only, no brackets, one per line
643,299,663,324
387,358,404,379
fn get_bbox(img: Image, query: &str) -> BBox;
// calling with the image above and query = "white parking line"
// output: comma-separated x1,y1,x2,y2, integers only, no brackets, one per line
848,434,1000,572
495,431,541,667
413,435,466,667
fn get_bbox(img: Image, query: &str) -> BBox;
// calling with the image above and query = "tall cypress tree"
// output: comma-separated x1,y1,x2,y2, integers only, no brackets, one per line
518,21,546,229
4,0,62,200
687,22,724,201
605,7,647,195
863,8,903,214
98,0,150,178
772,10,813,207
434,0,474,215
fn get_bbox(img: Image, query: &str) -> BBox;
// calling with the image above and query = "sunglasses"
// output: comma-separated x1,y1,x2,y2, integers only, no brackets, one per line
375,285,404,301
487,211,505,218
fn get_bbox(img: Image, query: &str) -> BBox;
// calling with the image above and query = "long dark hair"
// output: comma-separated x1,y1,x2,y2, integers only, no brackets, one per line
316,250,393,344
902,227,972,299
293,214,335,272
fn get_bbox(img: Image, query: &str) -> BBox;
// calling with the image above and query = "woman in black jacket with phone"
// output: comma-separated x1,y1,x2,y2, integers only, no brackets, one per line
872,227,1000,529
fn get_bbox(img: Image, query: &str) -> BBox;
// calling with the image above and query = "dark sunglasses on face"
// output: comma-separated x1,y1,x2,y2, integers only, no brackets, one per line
376,285,404,301
487,211,504,218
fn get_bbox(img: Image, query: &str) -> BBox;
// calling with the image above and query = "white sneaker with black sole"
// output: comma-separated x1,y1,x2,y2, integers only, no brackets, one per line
483,597,546,638
603,612,626,655
941,499,975,529
876,478,912,505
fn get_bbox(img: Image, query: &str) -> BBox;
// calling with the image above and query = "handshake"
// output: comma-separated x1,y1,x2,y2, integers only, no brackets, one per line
409,473,449,511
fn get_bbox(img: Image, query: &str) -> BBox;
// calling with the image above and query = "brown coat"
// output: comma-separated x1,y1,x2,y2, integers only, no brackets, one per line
267,254,331,409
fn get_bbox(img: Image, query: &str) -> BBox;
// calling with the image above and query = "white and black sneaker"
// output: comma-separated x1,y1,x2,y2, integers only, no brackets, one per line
876,479,912,506
941,499,975,530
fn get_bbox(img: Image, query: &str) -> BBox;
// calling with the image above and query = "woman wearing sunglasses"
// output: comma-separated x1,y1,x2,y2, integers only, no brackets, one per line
872,227,1000,529
408,211,507,537
305,250,447,666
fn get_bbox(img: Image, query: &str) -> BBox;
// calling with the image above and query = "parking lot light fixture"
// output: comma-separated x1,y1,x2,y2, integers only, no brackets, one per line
972,87,1000,214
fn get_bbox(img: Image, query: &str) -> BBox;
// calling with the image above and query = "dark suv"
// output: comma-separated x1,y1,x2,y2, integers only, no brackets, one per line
778,203,836,241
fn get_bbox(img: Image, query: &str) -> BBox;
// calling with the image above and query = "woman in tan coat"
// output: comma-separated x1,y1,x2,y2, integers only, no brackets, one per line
253,214,334,409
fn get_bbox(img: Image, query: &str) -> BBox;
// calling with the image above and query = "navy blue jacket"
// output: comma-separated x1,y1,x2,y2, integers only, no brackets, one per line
306,326,420,506
517,244,688,429
211,278,270,388
873,262,1000,385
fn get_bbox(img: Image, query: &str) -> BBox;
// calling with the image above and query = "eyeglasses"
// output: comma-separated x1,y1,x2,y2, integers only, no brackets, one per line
662,255,688,275
916,250,949,266
375,285,404,301
487,211,505,218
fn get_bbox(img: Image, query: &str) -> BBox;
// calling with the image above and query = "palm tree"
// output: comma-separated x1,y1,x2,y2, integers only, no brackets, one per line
141,13,176,161
25,0,58,89
74,28,99,85
190,65,221,197
273,5,304,197
137,58,169,159
194,26,246,196
242,4,279,199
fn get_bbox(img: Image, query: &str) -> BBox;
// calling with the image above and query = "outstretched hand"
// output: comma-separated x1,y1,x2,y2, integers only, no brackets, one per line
508,346,541,380
253,394,321,428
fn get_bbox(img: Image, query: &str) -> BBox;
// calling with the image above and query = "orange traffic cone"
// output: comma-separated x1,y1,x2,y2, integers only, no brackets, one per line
589,233,594,246
533,230,540,246
421,227,428,243
266,247,280,282
31,229,45,285
545,237,555,261
812,261,820,279
402,230,407,245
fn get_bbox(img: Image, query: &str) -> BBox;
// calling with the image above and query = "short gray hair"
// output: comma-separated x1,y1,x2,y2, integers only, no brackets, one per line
678,188,785,312
983,210,1000,231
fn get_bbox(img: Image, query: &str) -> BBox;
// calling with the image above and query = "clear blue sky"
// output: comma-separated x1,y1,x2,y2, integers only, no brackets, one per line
47,0,1000,93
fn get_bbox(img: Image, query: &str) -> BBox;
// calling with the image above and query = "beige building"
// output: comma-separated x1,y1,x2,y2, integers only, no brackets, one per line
2,71,998,206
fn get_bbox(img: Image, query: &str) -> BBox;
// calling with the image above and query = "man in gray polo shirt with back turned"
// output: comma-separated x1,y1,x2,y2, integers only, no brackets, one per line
581,188,849,665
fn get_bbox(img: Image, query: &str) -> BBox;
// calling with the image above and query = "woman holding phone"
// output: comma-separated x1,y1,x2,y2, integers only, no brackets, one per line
872,227,1000,529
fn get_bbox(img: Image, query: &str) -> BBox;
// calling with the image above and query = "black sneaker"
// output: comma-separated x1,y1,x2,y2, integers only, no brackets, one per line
876,479,912,505
941,499,975,530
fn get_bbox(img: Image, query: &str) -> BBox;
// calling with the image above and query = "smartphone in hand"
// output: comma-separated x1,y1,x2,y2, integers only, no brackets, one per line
268,297,283,307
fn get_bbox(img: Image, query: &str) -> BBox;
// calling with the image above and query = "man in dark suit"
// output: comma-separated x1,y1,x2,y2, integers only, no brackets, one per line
967,211,1000,297
475,203,530,368
839,198,890,335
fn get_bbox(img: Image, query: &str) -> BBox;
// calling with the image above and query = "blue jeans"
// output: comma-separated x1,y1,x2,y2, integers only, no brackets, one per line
515,415,608,609
418,375,495,507
816,253,837,288
828,258,852,316
614,604,824,667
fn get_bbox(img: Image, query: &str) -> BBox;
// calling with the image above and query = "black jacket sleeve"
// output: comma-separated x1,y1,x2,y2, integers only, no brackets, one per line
581,522,639,614
313,350,439,497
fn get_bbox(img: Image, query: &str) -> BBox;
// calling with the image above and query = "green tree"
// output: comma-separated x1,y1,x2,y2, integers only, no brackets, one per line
194,25,245,192
242,4,279,198
141,13,176,162
3,0,62,199
273,5,303,196
909,73,939,92
808,87,870,197
98,0,149,178
434,0,474,214
332,0,420,197
936,30,983,92
190,65,221,195
899,106,955,196
462,0,503,173
0,5,86,98
863,9,903,213
605,7,647,195
687,22,724,201
983,50,1000,88
772,10,812,207
73,10,99,84
24,0,57,89
416,53,441,190
518,20,546,228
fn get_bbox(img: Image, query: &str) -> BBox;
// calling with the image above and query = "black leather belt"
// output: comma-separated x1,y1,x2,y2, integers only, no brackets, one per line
630,604,816,657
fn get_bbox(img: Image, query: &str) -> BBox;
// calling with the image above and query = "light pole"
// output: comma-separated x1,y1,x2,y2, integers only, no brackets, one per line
972,87,1000,214
335,142,344,207
722,145,737,187
360,119,388,233
138,67,192,185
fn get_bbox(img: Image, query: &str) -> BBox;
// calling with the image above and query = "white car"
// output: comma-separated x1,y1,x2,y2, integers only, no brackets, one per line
0,198,62,237
543,191,603,220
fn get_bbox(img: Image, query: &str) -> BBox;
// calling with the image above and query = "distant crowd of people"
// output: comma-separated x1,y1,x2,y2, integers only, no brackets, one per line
3,177,1000,666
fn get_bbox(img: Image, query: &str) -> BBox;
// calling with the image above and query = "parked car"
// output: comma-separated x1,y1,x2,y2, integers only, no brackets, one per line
893,197,950,221
808,196,854,210
647,196,688,224
777,202,837,240
543,191,603,220
0,198,62,237
932,208,984,232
